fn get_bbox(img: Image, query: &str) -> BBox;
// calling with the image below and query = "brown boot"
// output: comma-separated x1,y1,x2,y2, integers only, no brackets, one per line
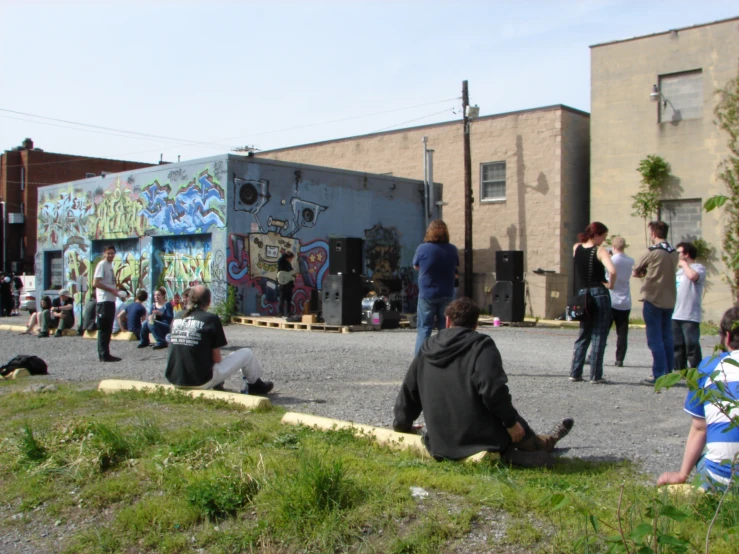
537,418,575,452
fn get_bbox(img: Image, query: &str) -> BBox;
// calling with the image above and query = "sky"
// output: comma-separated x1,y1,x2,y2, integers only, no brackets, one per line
0,0,737,164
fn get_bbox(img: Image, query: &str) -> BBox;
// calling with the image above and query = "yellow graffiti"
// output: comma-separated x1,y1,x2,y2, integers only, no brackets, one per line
89,178,147,238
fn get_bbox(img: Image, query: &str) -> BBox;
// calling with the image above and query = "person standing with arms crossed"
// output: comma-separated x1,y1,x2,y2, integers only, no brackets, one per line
93,245,127,362
608,237,634,367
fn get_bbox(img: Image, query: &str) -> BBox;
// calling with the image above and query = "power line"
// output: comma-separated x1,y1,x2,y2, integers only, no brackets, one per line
372,108,458,133
1,97,461,168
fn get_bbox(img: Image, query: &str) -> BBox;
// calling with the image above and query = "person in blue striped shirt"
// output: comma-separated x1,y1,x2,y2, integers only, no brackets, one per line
657,307,739,492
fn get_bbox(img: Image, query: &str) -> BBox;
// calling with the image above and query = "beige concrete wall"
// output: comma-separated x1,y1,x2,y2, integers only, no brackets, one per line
257,105,590,315
591,18,739,322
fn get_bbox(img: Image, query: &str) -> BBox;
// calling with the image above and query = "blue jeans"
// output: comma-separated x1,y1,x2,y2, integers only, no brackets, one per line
672,320,702,370
570,287,612,381
140,319,170,347
415,296,453,354
643,301,675,379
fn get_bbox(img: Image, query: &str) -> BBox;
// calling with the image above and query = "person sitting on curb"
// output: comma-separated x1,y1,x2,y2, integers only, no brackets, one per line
20,296,52,335
138,287,173,350
46,289,75,338
165,285,274,395
174,287,191,319
657,306,739,492
393,297,574,468
118,290,148,340
77,295,98,335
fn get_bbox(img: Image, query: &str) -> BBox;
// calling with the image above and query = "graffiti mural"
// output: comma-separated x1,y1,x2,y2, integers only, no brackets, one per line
151,235,212,302
364,224,417,311
38,187,92,247
140,170,226,234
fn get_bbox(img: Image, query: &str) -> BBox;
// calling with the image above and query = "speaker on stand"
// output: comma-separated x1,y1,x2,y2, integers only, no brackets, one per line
329,237,364,276
495,250,524,282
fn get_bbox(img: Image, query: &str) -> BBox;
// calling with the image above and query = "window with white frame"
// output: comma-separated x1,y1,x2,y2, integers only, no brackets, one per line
480,161,506,202
658,70,703,123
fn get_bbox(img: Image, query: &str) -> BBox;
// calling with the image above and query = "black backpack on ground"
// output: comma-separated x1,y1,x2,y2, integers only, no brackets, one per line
0,355,48,377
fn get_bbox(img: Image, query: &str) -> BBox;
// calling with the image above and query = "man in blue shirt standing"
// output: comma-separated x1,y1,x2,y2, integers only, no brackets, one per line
413,220,459,354
657,306,739,492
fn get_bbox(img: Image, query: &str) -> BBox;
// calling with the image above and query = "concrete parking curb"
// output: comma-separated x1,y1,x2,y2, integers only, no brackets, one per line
97,379,271,410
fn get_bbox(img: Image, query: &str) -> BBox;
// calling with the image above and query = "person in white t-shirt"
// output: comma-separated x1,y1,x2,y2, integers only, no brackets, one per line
92,245,127,363
672,242,706,370
608,237,634,367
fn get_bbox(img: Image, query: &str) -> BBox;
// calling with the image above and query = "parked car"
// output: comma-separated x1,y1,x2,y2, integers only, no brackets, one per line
20,289,61,315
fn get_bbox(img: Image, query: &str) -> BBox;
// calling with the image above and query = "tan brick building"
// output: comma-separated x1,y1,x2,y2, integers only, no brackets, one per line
590,17,739,323
0,138,153,274
257,105,590,318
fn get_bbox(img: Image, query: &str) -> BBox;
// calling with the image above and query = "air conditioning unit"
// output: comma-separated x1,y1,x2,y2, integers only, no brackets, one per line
8,213,24,224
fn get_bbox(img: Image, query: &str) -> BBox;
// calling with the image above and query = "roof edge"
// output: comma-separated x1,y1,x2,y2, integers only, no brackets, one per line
257,104,589,155
590,15,739,49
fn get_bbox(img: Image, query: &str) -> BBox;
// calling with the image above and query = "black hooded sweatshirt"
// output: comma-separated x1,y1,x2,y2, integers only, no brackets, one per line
393,327,520,460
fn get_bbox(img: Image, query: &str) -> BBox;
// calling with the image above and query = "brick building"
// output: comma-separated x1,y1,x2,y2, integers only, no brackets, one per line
590,16,739,322
0,138,152,274
256,105,590,318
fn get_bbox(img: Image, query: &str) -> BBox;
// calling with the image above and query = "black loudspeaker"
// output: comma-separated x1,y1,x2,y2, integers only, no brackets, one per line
492,281,525,323
496,250,524,282
329,237,364,276
322,275,363,325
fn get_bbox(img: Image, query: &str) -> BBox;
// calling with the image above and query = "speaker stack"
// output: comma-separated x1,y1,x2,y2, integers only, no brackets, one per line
492,250,525,323
323,238,364,325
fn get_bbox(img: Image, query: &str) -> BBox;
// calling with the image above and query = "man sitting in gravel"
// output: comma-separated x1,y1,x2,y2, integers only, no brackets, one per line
165,285,274,395
393,297,574,468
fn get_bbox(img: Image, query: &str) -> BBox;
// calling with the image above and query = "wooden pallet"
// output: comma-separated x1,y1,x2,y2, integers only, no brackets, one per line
478,318,537,328
231,315,376,333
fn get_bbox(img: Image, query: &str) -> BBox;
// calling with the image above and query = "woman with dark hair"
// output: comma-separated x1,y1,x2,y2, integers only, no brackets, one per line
413,220,459,354
138,286,174,350
569,222,617,383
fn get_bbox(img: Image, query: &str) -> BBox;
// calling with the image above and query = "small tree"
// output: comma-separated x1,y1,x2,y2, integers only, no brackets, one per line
704,69,739,296
632,155,671,246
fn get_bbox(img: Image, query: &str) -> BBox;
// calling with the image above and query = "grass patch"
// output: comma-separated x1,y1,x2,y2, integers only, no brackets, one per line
1,382,738,553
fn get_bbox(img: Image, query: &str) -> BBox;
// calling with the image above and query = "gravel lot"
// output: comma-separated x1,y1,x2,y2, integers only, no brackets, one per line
0,315,717,479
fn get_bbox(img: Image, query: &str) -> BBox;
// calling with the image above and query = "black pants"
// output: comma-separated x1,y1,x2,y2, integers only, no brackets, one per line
96,301,116,359
612,308,630,364
279,283,294,316
673,320,702,369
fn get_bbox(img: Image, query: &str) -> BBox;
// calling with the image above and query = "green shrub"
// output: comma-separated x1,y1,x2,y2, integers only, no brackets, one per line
186,472,260,520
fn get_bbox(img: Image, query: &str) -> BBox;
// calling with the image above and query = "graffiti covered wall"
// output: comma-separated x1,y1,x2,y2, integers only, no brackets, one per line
36,158,229,317
226,157,430,315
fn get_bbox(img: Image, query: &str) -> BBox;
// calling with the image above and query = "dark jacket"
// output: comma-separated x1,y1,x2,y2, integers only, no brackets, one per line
393,327,519,460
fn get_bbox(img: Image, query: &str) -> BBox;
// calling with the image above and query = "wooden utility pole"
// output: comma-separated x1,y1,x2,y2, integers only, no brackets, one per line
462,80,473,297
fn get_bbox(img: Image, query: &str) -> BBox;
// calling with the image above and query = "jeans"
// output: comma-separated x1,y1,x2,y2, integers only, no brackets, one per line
672,320,702,370
612,308,630,364
415,296,453,355
570,287,612,381
643,301,675,379
279,283,294,316
96,301,116,359
140,319,170,347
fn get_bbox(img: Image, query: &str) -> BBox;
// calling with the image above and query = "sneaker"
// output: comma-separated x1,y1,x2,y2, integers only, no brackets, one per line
590,378,609,384
54,331,63,338
100,355,122,363
248,378,274,395
568,376,583,382
38,332,49,338
502,448,555,469
152,343,168,350
137,343,151,349
614,361,624,367
641,378,656,386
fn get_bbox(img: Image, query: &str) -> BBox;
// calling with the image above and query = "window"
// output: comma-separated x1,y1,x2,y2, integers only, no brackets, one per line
660,199,702,244
658,70,703,123
480,161,506,202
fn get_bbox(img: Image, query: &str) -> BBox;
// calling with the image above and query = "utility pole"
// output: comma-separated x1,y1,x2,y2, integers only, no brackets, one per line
462,80,473,297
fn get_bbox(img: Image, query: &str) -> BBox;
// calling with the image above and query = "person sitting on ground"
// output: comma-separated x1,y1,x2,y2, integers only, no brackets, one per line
165,285,274,394
138,287,174,350
118,290,148,340
21,295,52,335
657,306,739,492
393,297,574,468
44,289,75,338
77,295,98,335
173,287,191,319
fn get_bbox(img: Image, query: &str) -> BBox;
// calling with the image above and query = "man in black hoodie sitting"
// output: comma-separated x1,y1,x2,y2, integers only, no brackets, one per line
393,297,574,468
